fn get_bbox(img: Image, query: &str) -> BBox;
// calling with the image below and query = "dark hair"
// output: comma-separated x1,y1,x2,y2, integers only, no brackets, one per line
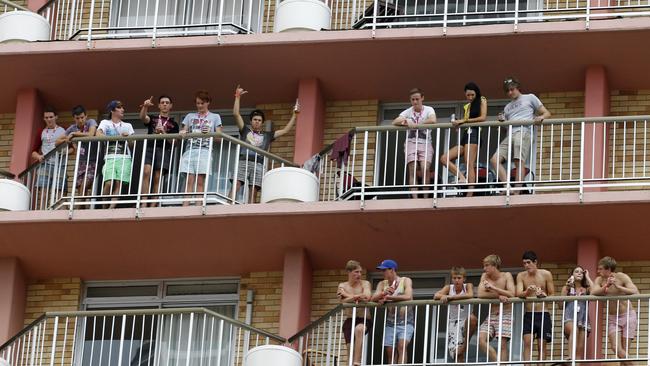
503,76,521,93
249,109,265,122
464,82,483,119
409,88,423,97
571,266,591,290
194,90,211,103
43,106,57,116
71,105,86,116
159,95,173,104
522,250,538,262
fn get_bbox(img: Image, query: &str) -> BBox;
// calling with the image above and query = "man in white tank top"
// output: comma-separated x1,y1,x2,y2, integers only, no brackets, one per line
434,267,478,362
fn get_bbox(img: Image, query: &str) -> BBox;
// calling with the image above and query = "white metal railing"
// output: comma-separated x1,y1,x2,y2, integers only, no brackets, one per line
0,0,30,14
36,0,274,43
18,132,297,215
328,0,650,31
0,169,15,179
289,295,650,366
0,308,285,366
318,115,650,205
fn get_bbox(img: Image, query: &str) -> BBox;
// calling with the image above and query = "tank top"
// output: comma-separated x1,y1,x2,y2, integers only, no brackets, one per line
448,284,469,322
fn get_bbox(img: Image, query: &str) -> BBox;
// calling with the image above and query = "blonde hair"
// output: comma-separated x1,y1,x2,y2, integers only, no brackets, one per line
345,260,362,272
598,256,617,271
450,266,466,277
483,255,502,270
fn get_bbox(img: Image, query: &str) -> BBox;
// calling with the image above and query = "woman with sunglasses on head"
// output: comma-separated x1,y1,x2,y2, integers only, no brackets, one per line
562,266,593,360
440,82,487,197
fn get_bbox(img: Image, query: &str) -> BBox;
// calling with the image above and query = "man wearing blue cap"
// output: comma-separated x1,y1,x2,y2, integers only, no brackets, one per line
371,259,414,364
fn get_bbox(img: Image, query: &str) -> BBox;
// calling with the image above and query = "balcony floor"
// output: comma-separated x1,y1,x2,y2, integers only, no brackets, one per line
0,17,649,112
1,189,650,280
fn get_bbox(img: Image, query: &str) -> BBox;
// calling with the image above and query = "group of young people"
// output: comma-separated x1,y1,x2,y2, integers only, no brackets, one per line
393,77,551,198
30,87,299,206
337,254,639,365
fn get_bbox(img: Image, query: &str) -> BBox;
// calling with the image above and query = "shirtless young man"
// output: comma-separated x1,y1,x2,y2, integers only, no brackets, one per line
515,251,555,364
337,260,372,366
370,259,414,365
477,254,515,362
592,256,639,365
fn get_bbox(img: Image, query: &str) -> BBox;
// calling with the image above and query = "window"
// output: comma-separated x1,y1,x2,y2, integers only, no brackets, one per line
79,279,239,366
109,0,264,35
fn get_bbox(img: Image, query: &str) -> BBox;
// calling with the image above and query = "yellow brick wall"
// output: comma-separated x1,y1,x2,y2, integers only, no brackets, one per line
0,114,15,172
239,271,283,335
535,91,584,183
24,277,82,324
256,103,295,163
320,100,380,199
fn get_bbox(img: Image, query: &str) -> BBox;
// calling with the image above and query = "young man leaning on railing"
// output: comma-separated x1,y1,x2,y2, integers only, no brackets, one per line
336,260,372,366
370,259,414,365
592,256,640,366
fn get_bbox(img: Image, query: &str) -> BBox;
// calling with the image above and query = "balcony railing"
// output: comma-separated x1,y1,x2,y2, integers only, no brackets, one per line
288,295,650,365
36,0,274,43
329,0,650,31
0,308,285,366
317,115,650,205
18,132,296,214
0,0,30,14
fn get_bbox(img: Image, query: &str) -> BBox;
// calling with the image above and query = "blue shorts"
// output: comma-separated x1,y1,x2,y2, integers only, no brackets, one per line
383,323,414,347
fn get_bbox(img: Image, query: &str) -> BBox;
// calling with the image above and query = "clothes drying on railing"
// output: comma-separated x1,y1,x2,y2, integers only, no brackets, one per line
302,154,321,175
330,132,353,168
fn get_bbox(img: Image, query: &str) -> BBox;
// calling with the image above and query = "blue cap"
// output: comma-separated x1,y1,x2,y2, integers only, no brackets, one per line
106,100,122,113
376,259,398,270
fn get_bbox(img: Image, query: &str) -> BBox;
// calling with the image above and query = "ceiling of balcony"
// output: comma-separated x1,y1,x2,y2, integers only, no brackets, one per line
1,191,649,280
0,18,649,114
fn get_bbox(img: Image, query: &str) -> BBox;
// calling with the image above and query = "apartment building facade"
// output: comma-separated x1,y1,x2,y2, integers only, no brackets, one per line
1,0,650,364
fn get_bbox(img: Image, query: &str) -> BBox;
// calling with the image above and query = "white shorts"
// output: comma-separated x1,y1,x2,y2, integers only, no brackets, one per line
179,148,212,175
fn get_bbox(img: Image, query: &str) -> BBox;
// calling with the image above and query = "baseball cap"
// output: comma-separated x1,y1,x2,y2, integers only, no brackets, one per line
376,259,398,270
106,100,123,113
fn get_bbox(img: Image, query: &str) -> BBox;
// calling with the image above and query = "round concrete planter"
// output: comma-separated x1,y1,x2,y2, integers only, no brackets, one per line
261,167,319,203
0,179,30,211
0,10,50,43
274,0,331,32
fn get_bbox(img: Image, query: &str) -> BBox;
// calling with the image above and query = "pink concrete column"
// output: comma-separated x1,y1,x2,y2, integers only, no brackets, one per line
583,66,610,191
293,78,326,165
576,238,601,363
26,0,49,12
9,89,44,177
278,248,312,340
0,258,27,344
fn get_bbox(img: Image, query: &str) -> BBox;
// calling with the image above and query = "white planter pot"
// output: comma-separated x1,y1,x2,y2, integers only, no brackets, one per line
0,179,30,211
244,345,302,366
261,167,319,203
0,11,50,43
274,0,331,32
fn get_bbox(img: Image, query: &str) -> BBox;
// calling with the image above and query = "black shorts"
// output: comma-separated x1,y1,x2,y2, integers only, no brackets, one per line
144,146,174,172
460,127,480,146
342,317,372,344
523,312,552,342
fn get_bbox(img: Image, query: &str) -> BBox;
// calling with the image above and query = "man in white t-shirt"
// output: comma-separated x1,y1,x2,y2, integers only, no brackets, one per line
30,106,67,208
491,77,551,194
96,100,135,209
179,90,223,206
392,88,437,198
